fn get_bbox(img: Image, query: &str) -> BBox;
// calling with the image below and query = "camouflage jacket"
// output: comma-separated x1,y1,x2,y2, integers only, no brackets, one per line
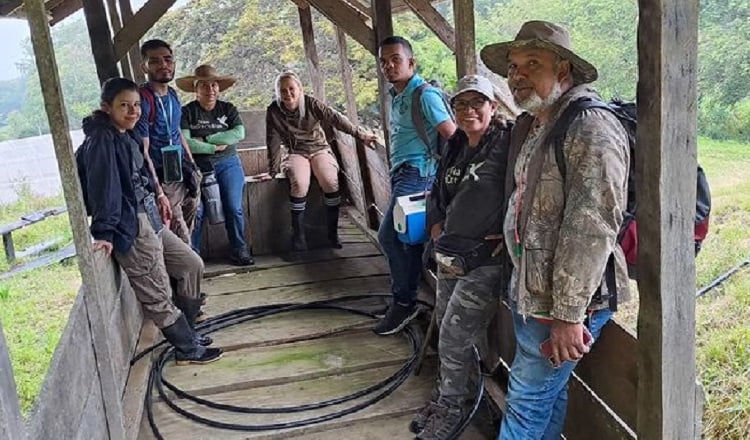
502,85,630,323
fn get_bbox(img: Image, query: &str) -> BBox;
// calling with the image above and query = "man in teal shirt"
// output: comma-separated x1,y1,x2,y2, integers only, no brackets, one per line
374,36,456,335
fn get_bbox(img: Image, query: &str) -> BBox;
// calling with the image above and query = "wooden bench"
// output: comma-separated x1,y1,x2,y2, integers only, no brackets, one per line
0,206,68,263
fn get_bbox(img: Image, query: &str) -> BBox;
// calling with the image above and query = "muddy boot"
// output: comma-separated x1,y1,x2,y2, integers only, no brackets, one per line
416,401,469,440
290,198,307,252
411,379,441,434
161,314,222,366
324,191,342,249
173,295,212,346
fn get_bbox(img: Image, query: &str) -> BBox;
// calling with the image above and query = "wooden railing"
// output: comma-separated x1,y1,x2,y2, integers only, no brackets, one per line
0,252,143,439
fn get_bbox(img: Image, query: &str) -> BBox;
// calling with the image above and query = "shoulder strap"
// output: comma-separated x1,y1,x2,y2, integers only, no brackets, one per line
138,84,156,126
412,83,432,152
550,98,612,179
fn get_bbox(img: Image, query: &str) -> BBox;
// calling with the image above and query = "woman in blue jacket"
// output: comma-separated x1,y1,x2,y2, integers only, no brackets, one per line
76,77,221,365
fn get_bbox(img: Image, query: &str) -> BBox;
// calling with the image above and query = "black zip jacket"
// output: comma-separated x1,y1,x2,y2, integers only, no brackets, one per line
76,111,156,253
426,122,512,243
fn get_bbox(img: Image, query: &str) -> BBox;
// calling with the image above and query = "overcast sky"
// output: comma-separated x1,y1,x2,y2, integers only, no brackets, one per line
0,0,185,81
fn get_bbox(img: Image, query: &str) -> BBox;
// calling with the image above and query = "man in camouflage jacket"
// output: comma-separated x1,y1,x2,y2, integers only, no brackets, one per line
480,21,630,439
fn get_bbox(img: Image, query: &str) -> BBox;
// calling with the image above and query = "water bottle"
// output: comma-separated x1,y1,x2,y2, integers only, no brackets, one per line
201,172,225,224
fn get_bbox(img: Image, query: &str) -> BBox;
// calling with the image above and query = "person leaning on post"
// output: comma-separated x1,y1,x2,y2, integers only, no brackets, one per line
411,74,513,440
177,64,255,266
480,20,630,439
76,77,222,366
264,71,378,253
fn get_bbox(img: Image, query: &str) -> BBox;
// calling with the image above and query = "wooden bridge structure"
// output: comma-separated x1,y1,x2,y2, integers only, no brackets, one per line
0,0,703,439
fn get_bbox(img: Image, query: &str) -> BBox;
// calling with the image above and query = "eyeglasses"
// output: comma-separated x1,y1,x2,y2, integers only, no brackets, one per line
452,97,488,112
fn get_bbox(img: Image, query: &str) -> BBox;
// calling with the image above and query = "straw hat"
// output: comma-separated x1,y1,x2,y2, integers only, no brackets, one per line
176,64,237,93
480,21,598,84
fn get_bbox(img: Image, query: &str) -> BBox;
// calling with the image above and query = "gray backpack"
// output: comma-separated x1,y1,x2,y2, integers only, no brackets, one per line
411,82,455,160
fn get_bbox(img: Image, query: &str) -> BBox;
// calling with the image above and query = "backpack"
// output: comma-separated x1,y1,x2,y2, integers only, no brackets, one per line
549,98,712,278
411,82,455,160
138,84,158,126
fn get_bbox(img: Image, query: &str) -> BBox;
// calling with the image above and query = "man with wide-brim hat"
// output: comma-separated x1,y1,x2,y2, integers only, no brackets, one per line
481,21,631,439
176,64,237,93
178,64,255,267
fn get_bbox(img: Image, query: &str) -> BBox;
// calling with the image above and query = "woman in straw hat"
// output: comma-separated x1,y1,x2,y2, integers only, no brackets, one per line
265,71,378,252
177,64,254,266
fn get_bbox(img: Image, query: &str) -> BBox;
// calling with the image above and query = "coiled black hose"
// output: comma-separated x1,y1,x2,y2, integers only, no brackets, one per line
137,295,485,439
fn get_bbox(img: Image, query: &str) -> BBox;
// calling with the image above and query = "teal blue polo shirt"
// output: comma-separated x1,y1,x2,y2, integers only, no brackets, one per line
388,74,452,177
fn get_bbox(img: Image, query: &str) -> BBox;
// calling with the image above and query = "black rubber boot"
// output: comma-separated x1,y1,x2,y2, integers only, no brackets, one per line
326,204,342,249
173,295,212,346
161,314,222,366
291,208,307,251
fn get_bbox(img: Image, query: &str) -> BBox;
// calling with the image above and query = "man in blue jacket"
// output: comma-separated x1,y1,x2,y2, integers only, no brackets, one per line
374,36,457,335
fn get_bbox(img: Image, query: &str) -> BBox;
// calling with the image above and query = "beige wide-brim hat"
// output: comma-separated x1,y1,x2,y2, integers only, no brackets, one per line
480,20,598,85
176,64,237,93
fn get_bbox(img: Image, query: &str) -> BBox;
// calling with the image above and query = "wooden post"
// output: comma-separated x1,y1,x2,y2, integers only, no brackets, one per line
81,0,120,83
336,29,359,124
105,0,133,80
636,0,700,438
453,0,476,77
0,321,25,440
119,0,145,83
298,4,326,101
371,0,393,163
24,0,126,438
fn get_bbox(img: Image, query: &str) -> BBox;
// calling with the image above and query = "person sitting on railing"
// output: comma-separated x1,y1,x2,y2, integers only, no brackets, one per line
177,64,254,266
75,77,222,366
413,75,513,440
265,71,378,252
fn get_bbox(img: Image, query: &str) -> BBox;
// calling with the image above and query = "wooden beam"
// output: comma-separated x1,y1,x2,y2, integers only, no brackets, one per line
0,320,25,440
403,0,455,49
636,0,700,438
307,0,376,55
118,0,145,83
23,0,126,437
371,0,393,163
453,0,476,77
298,5,326,101
112,0,175,62
81,0,119,83
105,0,133,80
49,0,83,26
336,28,358,124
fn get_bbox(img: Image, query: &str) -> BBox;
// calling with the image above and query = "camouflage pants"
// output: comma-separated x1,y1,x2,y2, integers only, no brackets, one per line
436,264,503,407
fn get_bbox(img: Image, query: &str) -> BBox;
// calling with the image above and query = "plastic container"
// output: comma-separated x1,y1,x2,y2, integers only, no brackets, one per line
201,171,225,224
393,192,428,244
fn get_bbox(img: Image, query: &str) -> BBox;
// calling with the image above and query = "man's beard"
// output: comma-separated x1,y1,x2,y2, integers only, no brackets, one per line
149,73,173,84
515,81,564,115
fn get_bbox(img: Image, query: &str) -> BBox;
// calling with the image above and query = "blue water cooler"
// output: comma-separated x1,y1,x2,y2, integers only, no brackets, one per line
393,192,428,244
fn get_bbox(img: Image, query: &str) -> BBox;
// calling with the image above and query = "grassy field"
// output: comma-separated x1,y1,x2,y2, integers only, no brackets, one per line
615,137,750,438
0,138,748,436
0,188,80,414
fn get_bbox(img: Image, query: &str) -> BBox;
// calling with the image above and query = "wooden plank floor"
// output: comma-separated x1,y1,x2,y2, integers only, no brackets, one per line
137,217,494,439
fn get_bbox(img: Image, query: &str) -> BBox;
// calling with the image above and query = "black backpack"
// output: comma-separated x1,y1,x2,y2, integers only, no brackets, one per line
549,98,712,277
411,81,455,160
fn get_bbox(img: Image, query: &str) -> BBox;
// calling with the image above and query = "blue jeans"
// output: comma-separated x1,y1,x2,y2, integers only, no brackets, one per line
191,154,248,252
498,306,614,440
377,164,433,306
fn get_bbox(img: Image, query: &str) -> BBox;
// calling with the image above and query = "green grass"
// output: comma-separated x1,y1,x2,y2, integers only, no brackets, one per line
0,187,80,415
616,136,750,438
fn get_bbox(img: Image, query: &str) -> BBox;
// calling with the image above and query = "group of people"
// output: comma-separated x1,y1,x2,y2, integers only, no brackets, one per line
75,18,631,440
372,21,630,440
